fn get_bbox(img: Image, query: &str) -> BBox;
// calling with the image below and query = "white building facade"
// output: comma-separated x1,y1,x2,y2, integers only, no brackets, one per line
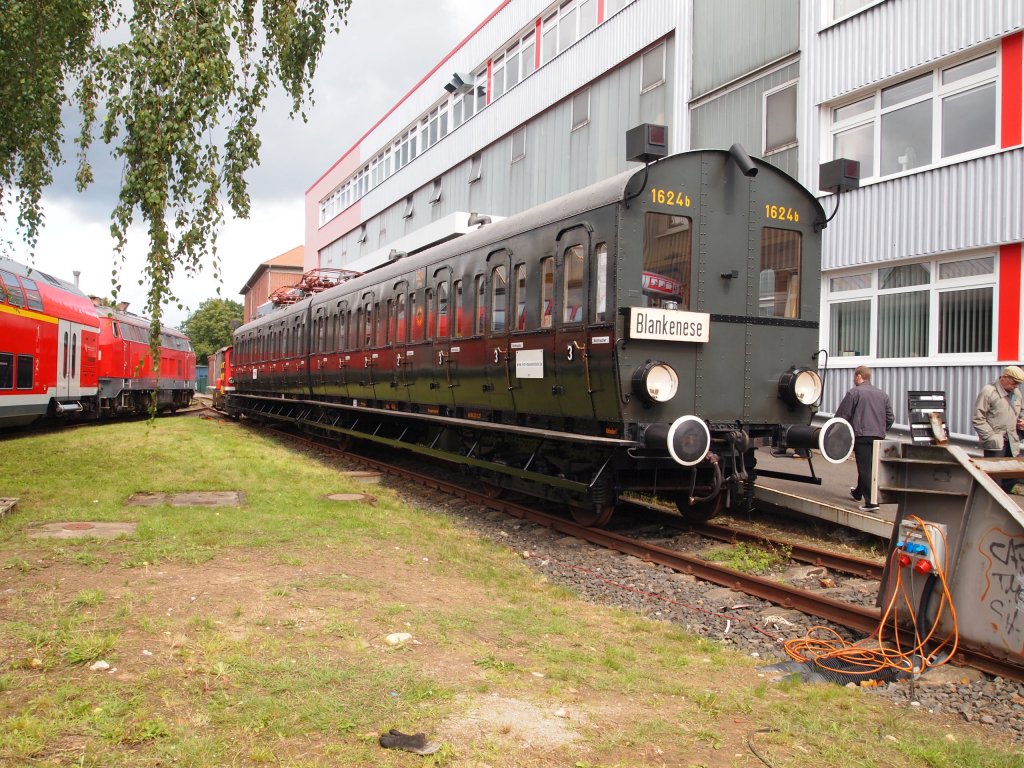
303,0,1024,439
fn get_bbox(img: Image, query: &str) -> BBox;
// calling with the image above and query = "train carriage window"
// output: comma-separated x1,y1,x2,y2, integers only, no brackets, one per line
642,214,691,311
491,265,508,332
395,293,407,342
540,257,554,328
384,299,393,345
436,281,449,338
318,315,327,352
63,332,69,378
595,243,608,322
562,245,585,323
71,333,77,377
760,228,802,319
16,355,33,389
511,264,527,330
424,288,434,339
411,291,423,342
0,270,25,307
376,302,388,347
111,320,120,338
0,353,12,389
474,275,485,335
453,280,464,338
20,277,43,310
363,299,373,347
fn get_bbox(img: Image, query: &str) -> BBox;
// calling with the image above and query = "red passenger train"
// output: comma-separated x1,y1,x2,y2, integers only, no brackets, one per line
0,256,196,429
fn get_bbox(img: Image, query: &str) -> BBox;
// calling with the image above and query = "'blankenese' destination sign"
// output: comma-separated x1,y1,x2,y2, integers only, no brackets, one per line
628,307,711,343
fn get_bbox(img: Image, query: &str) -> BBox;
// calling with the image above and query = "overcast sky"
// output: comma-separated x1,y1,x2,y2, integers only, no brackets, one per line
0,0,492,327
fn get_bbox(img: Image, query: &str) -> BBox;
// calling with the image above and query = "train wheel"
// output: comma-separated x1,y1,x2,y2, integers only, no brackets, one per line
676,493,725,524
570,502,615,528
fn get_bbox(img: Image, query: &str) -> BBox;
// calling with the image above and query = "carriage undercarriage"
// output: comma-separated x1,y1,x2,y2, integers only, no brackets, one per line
229,393,777,527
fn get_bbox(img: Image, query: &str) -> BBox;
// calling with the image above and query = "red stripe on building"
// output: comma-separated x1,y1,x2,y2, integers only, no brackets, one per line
998,243,1022,360
487,59,493,105
1002,32,1023,148
597,0,605,24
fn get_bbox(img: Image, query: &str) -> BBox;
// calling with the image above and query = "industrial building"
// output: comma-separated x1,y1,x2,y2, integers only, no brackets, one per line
302,0,1023,439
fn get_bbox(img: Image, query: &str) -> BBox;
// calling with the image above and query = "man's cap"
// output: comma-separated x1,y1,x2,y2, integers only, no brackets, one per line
1002,365,1024,382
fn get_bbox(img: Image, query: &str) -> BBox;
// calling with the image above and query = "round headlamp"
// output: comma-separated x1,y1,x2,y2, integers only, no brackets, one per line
632,361,679,404
778,367,822,406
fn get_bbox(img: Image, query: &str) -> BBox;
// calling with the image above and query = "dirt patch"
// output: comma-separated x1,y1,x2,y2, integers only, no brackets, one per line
126,491,244,507
24,521,137,539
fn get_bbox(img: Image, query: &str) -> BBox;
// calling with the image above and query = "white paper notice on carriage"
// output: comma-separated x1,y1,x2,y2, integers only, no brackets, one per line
628,307,711,343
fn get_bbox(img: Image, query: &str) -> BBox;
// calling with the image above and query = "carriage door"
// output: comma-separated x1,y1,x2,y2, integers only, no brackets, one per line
429,267,455,411
312,305,327,394
484,249,516,415
56,320,85,399
553,233,594,420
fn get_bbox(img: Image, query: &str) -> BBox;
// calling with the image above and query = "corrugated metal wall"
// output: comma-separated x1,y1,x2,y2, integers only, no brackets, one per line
821,148,1024,269
690,61,800,176
690,0,800,98
809,0,1023,105
798,0,1023,189
821,363,1008,441
323,0,686,266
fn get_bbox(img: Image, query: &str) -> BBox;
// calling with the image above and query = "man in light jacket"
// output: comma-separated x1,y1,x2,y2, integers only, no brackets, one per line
973,365,1024,491
835,365,894,512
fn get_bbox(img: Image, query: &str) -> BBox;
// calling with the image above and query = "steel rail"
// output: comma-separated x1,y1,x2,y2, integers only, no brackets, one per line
253,424,1024,682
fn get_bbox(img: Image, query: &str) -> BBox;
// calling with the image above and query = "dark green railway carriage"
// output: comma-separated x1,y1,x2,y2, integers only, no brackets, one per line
229,148,852,526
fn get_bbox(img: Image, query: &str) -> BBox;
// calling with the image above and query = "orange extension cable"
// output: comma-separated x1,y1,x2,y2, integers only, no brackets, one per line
783,515,959,679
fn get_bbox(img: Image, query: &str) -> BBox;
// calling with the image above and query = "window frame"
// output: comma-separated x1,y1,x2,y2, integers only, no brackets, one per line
571,89,590,131
827,48,1000,184
824,252,999,363
763,80,798,155
641,42,666,94
511,128,526,163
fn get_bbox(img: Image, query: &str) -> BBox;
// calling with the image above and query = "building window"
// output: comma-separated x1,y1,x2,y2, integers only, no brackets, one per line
641,42,666,93
571,89,590,130
356,225,367,244
829,50,998,181
764,82,798,154
403,195,414,219
826,254,996,360
469,153,483,183
511,128,526,163
824,0,880,24
429,178,442,204
606,0,634,15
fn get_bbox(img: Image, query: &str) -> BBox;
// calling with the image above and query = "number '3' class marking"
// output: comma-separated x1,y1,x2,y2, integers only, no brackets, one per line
494,348,500,364
437,351,444,366
566,344,574,362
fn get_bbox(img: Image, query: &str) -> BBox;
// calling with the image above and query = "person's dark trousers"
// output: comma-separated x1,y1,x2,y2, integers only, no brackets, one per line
853,436,881,505
983,440,1016,492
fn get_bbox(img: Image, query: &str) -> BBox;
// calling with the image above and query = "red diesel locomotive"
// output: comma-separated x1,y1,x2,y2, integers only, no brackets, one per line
0,256,196,429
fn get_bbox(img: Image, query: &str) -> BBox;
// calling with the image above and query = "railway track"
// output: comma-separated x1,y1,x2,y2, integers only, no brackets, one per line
211,413,1024,682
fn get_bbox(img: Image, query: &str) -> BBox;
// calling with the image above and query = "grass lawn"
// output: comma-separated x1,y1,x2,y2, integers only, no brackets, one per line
1,416,1021,767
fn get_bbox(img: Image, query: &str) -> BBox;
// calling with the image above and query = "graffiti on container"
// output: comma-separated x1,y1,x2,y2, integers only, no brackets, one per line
979,527,1024,653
